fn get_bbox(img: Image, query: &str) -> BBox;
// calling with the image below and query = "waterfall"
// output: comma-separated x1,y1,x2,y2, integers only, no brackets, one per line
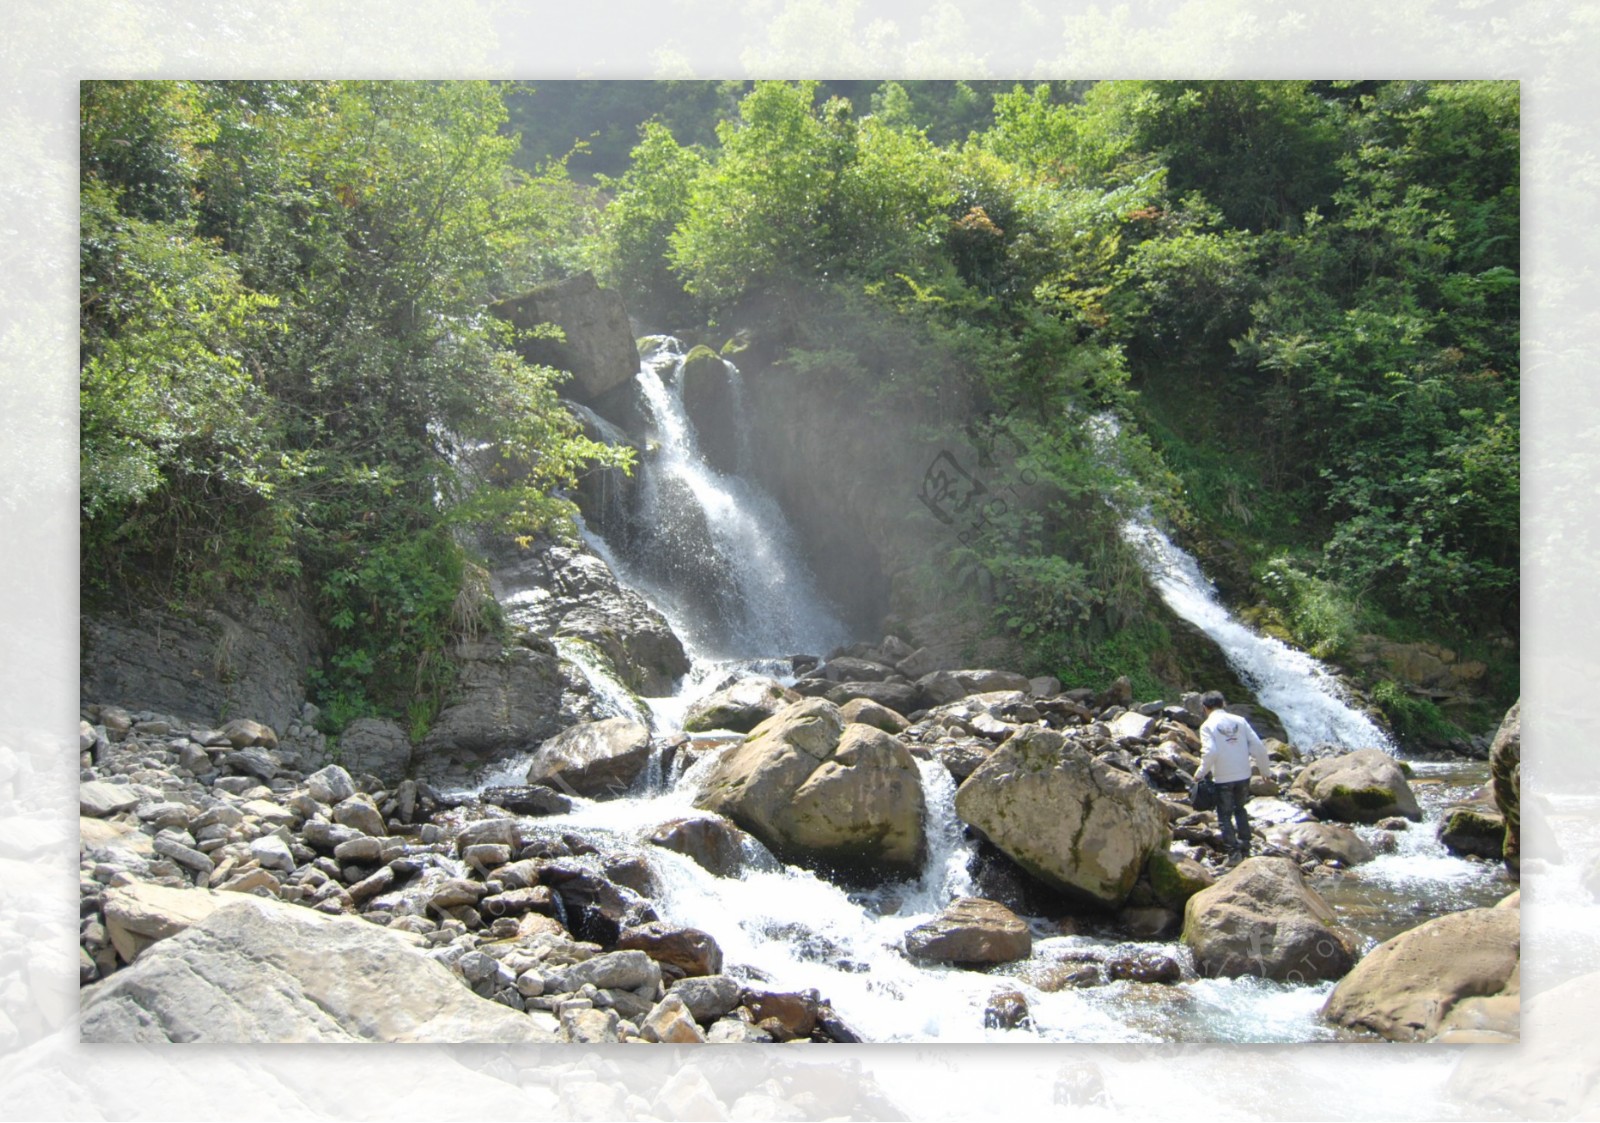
592,336,850,668
1122,519,1395,753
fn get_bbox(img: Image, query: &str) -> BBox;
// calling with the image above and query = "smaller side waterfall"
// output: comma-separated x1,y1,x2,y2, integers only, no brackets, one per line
1122,519,1394,752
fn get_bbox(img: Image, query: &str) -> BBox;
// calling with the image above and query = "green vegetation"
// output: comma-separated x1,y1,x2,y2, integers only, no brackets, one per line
80,80,627,732
82,79,1519,734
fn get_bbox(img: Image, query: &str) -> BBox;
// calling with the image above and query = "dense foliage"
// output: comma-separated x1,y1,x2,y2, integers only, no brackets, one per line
82,79,1519,738
80,80,626,735
588,79,1518,707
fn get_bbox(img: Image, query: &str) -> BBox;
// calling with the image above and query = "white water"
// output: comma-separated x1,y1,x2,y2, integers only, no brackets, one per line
466,347,1503,1044
1121,519,1395,753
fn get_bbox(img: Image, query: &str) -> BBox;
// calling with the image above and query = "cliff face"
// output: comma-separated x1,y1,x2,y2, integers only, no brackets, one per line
81,588,323,733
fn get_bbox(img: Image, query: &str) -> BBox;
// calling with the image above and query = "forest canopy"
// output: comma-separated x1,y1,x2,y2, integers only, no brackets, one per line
80,79,1519,736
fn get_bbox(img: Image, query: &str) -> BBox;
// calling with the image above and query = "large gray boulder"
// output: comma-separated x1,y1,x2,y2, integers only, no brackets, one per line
490,272,639,402
953,725,1169,908
80,897,558,1042
525,717,653,798
1181,857,1360,982
335,718,412,785
415,641,569,784
693,699,926,880
1322,906,1520,1041
683,677,800,734
1289,749,1421,823
491,544,689,696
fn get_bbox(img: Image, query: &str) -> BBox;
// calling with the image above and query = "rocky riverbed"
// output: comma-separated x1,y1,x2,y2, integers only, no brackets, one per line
76,630,1524,1044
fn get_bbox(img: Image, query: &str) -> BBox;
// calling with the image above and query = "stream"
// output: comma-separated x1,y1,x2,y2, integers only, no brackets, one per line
474,337,1511,1043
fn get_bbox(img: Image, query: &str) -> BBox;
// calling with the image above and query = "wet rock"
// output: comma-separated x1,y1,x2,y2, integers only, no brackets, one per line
693,699,926,880
1181,857,1359,982
525,717,653,799
984,988,1032,1030
954,725,1170,908
1105,947,1182,983
742,987,820,1041
682,677,800,734
617,921,722,978
1322,907,1520,1041
904,897,1031,966
646,814,757,878
1290,749,1422,823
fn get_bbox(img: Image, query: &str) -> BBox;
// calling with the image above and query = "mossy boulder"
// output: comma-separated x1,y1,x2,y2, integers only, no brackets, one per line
1489,699,1520,878
1145,848,1216,910
1438,804,1507,860
682,677,800,734
1290,749,1421,823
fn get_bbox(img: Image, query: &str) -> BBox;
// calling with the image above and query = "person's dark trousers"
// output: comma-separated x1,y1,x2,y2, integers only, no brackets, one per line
1215,779,1253,852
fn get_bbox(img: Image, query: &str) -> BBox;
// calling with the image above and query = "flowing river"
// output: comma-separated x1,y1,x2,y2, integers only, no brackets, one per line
472,337,1510,1043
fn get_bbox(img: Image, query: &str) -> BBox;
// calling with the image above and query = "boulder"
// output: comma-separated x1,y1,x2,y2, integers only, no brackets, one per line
1438,803,1507,860
825,680,922,715
1262,821,1376,867
304,764,356,805
490,272,638,402
616,922,723,978
693,700,926,880
682,677,800,734
838,697,910,734
481,784,573,817
1290,749,1421,822
639,992,706,1044
1322,907,1520,1041
667,974,742,1024
1181,857,1360,982
84,896,556,1043
904,897,1032,966
1143,848,1215,909
103,882,228,963
525,717,653,798
335,719,412,785
1489,699,1520,878
953,726,1169,907
646,815,758,878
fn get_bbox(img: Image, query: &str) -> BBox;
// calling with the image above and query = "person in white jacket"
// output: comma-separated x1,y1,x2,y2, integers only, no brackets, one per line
1194,690,1273,860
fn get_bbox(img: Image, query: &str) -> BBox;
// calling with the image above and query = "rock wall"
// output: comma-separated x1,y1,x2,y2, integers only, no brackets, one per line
81,590,322,734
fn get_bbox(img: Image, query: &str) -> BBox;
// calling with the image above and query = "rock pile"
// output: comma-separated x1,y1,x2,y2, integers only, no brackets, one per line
76,703,858,1044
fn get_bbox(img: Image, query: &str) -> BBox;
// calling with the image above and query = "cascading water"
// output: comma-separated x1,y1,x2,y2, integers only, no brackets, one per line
457,356,1508,1044
1120,520,1395,753
610,336,850,664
